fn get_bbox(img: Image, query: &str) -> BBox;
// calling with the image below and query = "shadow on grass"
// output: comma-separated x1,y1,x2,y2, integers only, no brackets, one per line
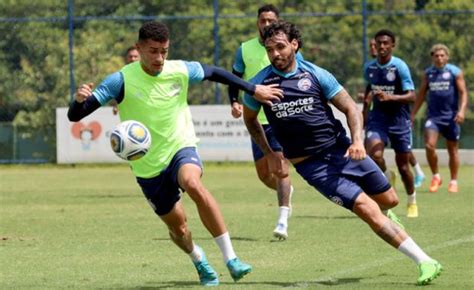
151,236,258,242
111,277,363,289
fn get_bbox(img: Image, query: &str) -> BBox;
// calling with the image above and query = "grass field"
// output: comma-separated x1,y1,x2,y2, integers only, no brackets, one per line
1,163,473,289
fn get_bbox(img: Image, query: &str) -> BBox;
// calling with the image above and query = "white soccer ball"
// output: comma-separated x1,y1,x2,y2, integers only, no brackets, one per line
110,120,151,161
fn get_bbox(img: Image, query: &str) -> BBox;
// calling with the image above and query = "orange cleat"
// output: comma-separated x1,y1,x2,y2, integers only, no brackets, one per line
429,176,442,193
448,182,458,193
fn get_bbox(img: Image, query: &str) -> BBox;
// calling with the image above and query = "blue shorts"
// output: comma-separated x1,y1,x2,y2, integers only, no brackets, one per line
294,143,391,211
136,147,203,216
366,123,412,153
251,124,283,161
425,118,460,141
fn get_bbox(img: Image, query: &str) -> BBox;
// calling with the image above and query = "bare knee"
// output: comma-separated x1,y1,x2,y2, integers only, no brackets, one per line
169,223,188,238
425,142,436,152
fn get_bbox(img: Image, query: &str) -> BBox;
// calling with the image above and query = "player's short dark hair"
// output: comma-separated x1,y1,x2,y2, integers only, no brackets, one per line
258,4,279,18
126,46,137,54
374,29,396,43
139,21,169,42
263,20,303,52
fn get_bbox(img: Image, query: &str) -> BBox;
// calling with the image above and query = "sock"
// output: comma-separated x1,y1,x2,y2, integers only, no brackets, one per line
407,191,417,205
277,206,290,225
398,237,432,264
214,232,237,263
449,180,457,185
189,243,203,263
433,173,441,180
413,163,425,177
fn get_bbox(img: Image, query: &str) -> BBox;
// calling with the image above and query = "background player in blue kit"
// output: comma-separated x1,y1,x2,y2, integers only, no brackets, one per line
411,44,468,193
243,21,442,285
362,29,419,218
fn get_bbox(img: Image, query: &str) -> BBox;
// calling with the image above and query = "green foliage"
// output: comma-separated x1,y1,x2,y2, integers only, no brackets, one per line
0,0,473,130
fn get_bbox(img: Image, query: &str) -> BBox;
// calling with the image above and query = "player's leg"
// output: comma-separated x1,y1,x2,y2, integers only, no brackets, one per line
446,140,460,193
253,125,293,240
410,151,425,188
425,127,442,192
352,193,443,285
365,130,395,186
160,201,219,286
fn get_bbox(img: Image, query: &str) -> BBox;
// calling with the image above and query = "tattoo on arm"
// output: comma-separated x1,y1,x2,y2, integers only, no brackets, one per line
244,118,272,155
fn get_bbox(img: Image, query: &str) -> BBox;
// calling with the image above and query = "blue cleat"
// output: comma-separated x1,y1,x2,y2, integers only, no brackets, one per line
226,258,252,282
414,175,425,188
193,247,219,286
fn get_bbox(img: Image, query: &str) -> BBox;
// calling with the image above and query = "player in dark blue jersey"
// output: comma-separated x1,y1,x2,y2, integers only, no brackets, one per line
411,44,468,193
362,29,419,218
243,20,442,286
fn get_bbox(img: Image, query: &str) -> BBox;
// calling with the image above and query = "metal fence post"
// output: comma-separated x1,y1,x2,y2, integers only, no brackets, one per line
213,0,221,104
68,0,76,102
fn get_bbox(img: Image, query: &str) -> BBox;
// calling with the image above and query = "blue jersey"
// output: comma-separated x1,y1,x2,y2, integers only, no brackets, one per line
364,56,414,133
425,63,461,122
92,61,205,105
243,59,346,159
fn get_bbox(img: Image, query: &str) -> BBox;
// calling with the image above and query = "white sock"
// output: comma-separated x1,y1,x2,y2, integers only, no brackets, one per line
449,180,457,185
189,243,203,263
398,237,432,264
277,206,290,225
214,232,237,263
413,163,425,177
407,191,416,205
433,173,441,179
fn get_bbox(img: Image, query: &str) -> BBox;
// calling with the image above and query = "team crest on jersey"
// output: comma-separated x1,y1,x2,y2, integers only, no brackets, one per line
442,72,451,79
386,71,396,81
297,78,312,91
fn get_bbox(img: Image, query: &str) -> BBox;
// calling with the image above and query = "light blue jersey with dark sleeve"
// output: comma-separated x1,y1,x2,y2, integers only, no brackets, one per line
243,58,347,159
92,61,205,105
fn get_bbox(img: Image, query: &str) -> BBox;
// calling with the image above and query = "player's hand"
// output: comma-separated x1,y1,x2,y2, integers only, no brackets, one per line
454,112,465,124
75,83,94,103
344,141,366,160
254,84,283,106
231,102,243,118
374,90,391,102
267,151,289,178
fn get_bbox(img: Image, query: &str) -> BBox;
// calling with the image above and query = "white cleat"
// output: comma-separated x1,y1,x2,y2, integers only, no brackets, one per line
273,223,288,240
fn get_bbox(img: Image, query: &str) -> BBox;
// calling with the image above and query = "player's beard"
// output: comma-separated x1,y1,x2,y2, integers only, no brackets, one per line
272,52,295,72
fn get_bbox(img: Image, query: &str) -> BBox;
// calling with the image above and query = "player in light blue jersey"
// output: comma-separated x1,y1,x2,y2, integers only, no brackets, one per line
68,21,283,286
243,20,442,286
363,29,419,218
411,44,468,193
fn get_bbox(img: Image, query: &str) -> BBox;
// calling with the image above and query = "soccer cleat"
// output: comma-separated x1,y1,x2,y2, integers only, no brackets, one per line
417,260,443,285
385,169,397,187
407,203,418,218
226,258,252,282
414,175,425,188
429,176,442,193
448,182,458,193
193,247,219,286
273,223,288,240
386,209,405,229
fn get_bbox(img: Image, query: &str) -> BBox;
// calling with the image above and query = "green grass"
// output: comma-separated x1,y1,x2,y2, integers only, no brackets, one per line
1,163,473,289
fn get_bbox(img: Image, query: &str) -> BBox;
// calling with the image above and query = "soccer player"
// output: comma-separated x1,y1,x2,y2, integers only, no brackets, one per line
243,20,442,286
68,21,283,286
228,4,294,240
362,29,419,218
363,38,425,189
411,44,468,193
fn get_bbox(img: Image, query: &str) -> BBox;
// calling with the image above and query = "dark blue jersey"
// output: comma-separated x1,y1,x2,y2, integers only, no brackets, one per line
243,59,347,159
425,64,461,122
364,56,414,133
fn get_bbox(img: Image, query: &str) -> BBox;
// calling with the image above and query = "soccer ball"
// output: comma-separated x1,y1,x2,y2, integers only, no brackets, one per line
110,120,151,161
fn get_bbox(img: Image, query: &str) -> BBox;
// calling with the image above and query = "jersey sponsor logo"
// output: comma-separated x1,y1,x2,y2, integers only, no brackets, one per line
297,78,312,91
370,84,395,95
168,84,181,98
263,76,281,84
442,71,451,79
429,81,450,91
271,97,314,118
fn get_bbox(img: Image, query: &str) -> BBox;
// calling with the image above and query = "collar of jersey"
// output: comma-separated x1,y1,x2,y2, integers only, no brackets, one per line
375,56,394,69
271,60,299,78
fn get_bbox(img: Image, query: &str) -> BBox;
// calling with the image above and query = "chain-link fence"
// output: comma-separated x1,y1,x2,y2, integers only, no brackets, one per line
1,0,473,163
